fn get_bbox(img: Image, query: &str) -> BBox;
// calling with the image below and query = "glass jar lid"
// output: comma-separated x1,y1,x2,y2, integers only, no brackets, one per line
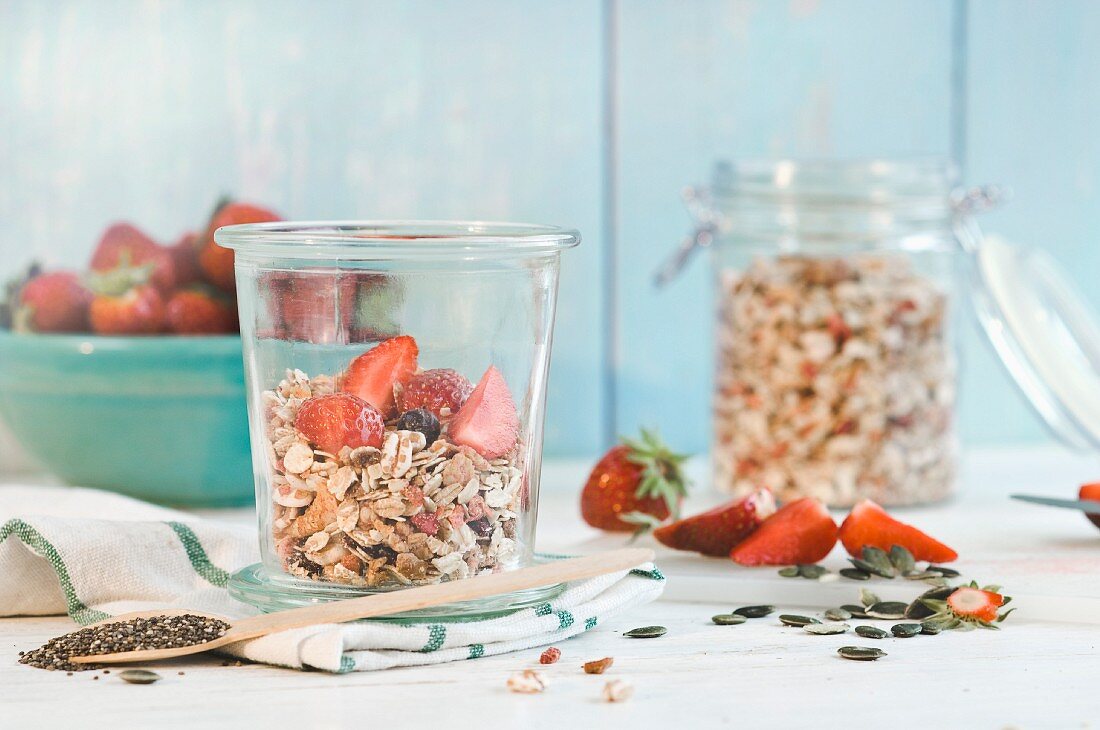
966,230,1100,451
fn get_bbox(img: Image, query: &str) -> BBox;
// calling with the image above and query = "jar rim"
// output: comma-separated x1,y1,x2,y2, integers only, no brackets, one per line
215,220,581,259
712,157,960,206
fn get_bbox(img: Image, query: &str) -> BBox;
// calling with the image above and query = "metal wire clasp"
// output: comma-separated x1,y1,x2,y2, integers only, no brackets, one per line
653,186,725,287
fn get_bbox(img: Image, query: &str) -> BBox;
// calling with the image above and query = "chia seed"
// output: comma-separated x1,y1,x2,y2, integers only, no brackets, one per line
18,614,231,672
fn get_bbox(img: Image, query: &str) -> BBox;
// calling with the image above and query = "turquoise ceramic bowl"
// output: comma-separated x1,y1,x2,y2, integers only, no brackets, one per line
0,332,253,507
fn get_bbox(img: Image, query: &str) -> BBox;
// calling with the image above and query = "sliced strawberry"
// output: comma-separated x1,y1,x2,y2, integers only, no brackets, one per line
946,586,1004,623
449,365,519,459
729,497,837,566
341,335,419,416
397,368,474,416
1079,482,1100,530
654,488,775,557
294,393,384,454
839,499,958,563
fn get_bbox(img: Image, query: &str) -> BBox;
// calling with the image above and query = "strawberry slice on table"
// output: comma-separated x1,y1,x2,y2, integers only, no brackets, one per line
839,499,958,563
1079,482,1100,529
580,430,690,533
449,366,520,459
397,368,474,417
654,488,775,557
946,586,1004,623
341,335,419,417
729,497,837,566
294,393,385,454
15,271,93,333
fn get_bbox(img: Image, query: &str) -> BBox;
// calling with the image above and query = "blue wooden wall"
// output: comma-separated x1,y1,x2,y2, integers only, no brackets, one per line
3,0,1093,458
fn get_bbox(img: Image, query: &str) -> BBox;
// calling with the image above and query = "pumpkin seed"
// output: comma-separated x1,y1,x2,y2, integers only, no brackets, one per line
867,601,908,620
854,625,888,639
804,622,849,635
860,546,898,578
119,670,162,685
824,608,852,621
838,646,887,661
624,625,666,638
902,570,938,581
888,545,916,574
778,566,801,578
906,586,958,619
859,588,880,608
841,604,871,619
779,614,821,627
711,614,747,626
839,568,871,581
920,621,943,635
928,565,960,578
733,605,775,619
798,564,828,579
890,623,922,638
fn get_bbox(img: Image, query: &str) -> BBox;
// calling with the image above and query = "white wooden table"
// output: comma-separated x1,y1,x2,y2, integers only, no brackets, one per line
3,447,1100,728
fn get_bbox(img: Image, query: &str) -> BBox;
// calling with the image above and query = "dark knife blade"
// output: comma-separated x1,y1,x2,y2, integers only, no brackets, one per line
1011,494,1100,515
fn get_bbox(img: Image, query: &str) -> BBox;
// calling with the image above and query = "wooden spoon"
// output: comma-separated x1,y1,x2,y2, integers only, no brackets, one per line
70,547,654,665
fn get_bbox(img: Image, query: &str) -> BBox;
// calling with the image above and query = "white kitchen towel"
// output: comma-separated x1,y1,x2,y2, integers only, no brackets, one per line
0,485,665,672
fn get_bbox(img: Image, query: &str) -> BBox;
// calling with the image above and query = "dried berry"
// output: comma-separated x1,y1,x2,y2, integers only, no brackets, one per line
583,657,614,674
395,408,441,445
539,647,561,665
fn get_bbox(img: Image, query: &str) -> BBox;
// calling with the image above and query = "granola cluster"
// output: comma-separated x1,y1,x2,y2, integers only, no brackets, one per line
263,369,525,587
714,255,955,506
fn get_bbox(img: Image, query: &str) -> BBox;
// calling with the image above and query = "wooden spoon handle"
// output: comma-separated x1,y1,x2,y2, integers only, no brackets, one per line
226,547,654,641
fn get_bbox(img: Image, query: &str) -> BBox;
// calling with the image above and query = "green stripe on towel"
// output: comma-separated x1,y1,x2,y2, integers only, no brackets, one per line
0,518,110,625
419,624,446,652
166,521,230,587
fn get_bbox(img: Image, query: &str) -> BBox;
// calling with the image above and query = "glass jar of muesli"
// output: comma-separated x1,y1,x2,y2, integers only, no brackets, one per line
216,221,578,612
661,160,994,508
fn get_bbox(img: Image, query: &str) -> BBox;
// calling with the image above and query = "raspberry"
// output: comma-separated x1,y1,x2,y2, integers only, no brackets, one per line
539,647,561,665
397,368,474,416
410,512,439,536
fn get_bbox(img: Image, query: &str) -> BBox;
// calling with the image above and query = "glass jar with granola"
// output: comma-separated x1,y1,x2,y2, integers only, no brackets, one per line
216,222,578,610
666,160,979,507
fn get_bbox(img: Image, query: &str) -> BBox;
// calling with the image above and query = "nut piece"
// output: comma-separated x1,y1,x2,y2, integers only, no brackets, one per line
583,656,614,674
506,669,548,694
602,679,634,703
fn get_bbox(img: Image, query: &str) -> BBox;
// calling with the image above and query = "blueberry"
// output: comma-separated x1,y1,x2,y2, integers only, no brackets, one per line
396,408,440,444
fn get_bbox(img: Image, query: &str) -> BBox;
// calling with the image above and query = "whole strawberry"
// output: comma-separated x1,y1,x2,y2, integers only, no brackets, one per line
166,287,238,335
580,430,690,533
90,222,178,292
15,271,92,333
87,265,166,335
200,200,281,292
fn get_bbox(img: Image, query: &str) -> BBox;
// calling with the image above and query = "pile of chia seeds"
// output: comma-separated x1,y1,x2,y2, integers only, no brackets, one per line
18,614,231,672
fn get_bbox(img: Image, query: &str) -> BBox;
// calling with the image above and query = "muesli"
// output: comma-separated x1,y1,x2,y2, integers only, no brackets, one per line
262,336,525,587
714,254,955,506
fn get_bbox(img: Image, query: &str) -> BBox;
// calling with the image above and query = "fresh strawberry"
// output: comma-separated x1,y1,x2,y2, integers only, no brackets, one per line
169,231,202,289
166,288,238,335
397,368,474,416
653,488,775,557
200,201,280,292
90,222,178,292
449,366,520,460
89,284,166,335
946,586,1004,623
294,393,385,454
261,271,361,343
579,430,690,533
729,497,837,566
341,335,419,416
921,581,1014,630
15,272,92,333
839,499,958,563
1080,482,1100,529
